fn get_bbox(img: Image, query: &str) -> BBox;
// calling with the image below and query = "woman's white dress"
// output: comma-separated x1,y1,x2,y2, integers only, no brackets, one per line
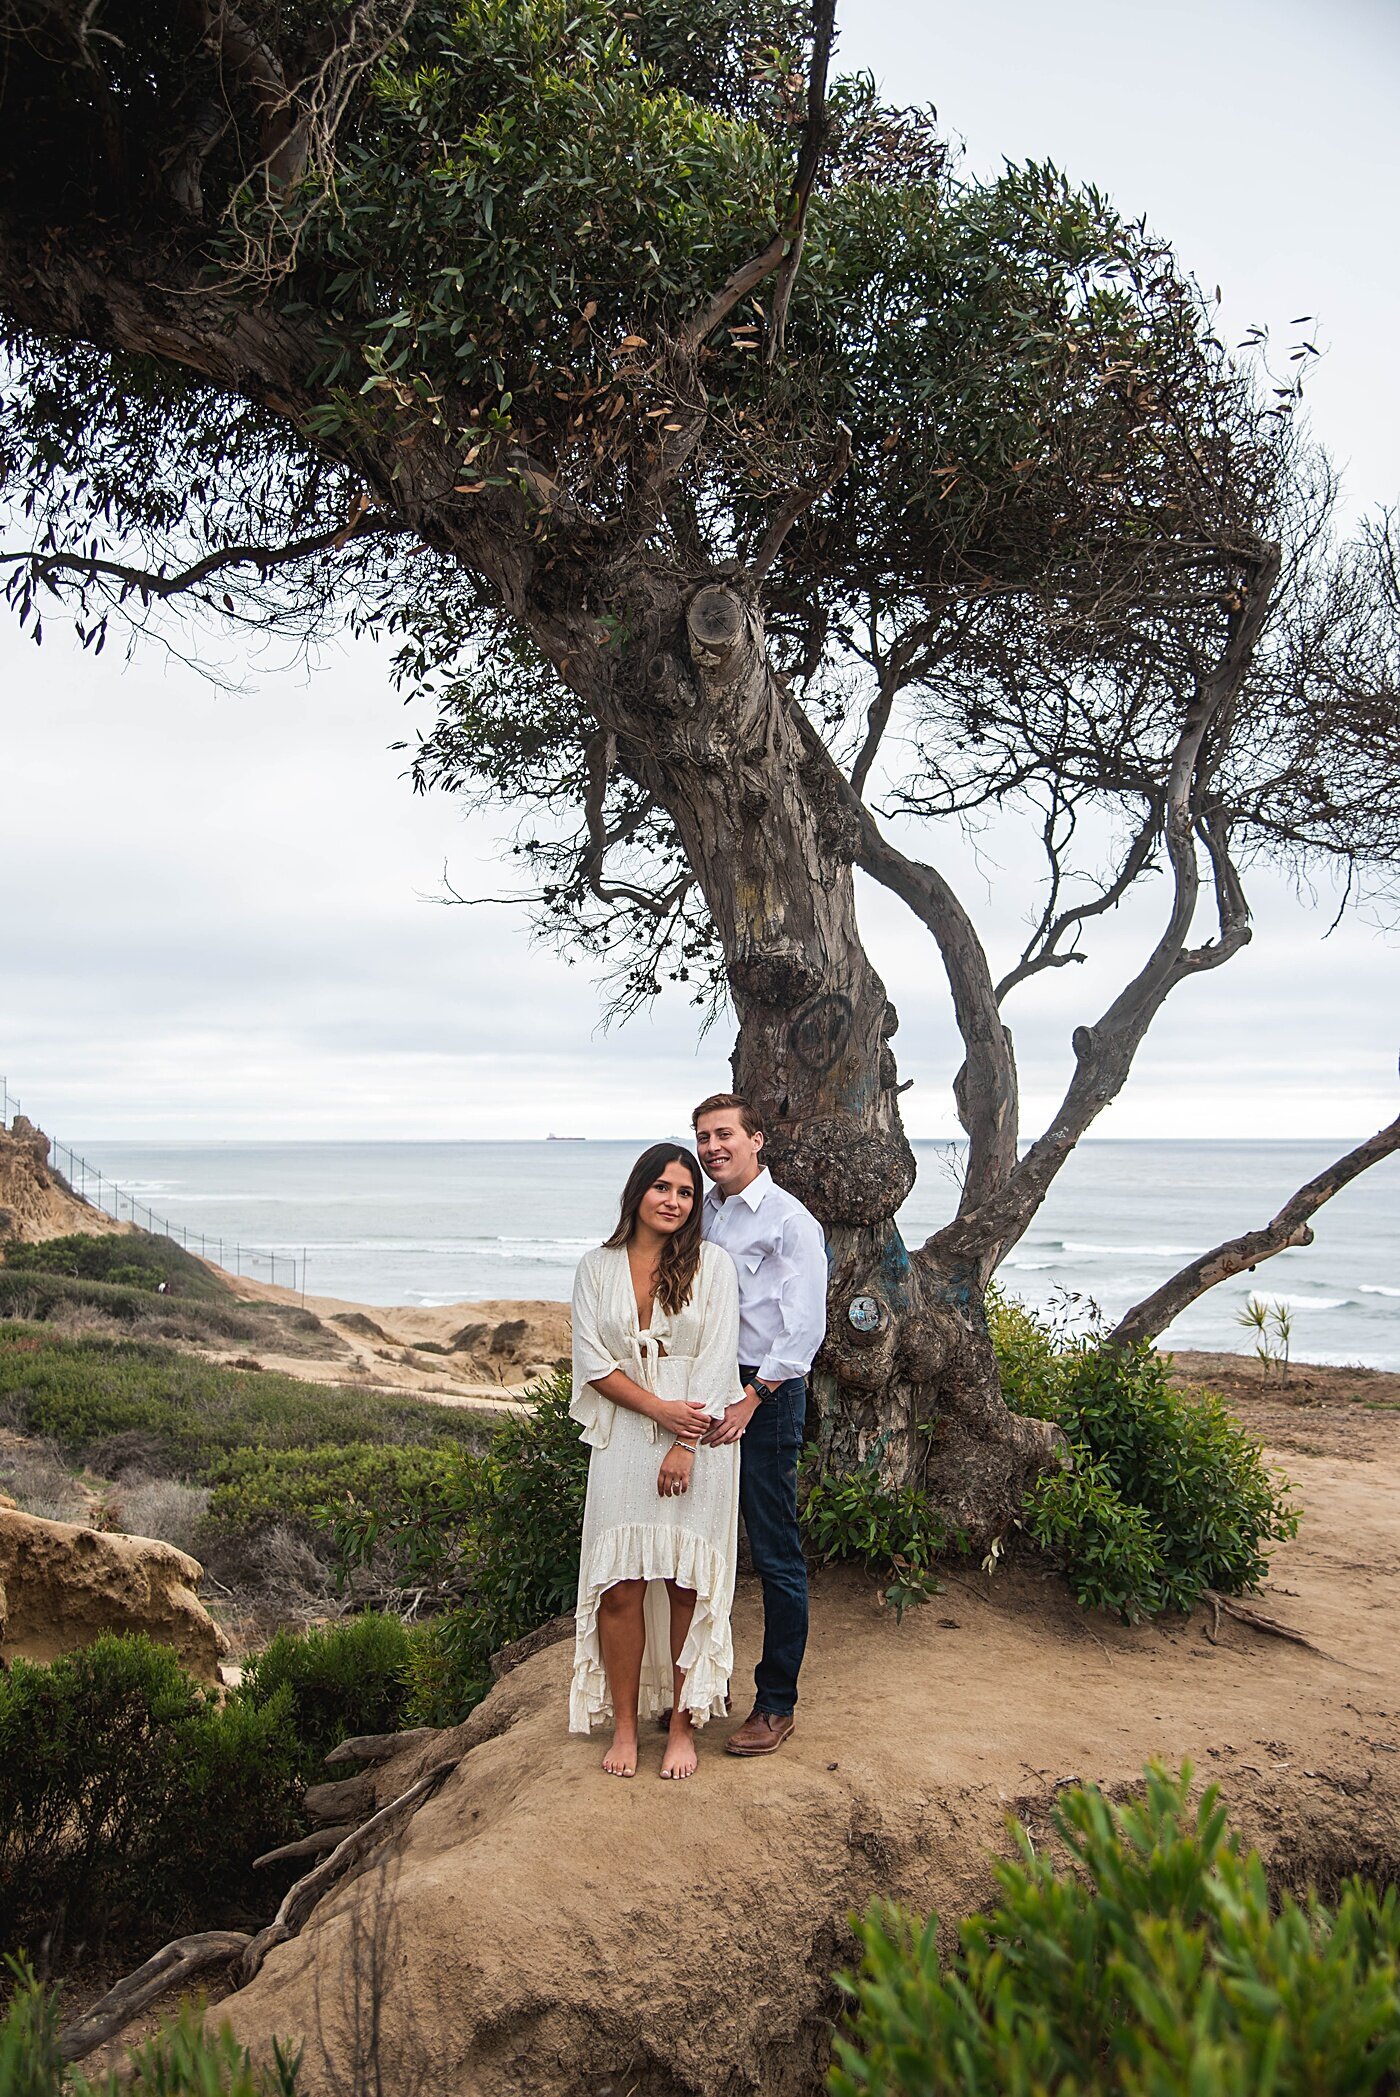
568,1240,743,1731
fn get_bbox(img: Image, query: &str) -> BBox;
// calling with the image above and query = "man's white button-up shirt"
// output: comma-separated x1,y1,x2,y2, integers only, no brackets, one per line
701,1167,828,1384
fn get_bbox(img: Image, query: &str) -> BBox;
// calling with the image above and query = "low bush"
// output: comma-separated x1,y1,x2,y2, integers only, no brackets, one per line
207,1442,465,1542
321,1372,590,1724
831,1763,1400,2096
0,1272,171,1326
0,1331,469,1479
1,1966,300,2096
0,1636,301,1971
801,1450,947,1619
989,1293,1299,1619
2,1231,226,1299
238,1613,416,1773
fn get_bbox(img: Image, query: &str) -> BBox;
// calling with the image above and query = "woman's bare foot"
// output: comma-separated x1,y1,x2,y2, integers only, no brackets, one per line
602,1728,638,1777
660,1714,698,1780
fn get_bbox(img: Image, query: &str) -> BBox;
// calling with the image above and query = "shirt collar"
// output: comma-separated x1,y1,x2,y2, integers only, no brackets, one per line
706,1166,773,1211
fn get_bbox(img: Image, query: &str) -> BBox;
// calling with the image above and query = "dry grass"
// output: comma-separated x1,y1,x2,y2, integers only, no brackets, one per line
112,1475,211,1554
0,1435,93,1524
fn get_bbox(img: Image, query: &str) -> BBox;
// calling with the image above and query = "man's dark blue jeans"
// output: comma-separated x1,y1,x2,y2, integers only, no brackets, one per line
738,1368,809,1716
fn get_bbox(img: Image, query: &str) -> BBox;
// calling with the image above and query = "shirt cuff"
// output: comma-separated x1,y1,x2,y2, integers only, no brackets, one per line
754,1356,807,1387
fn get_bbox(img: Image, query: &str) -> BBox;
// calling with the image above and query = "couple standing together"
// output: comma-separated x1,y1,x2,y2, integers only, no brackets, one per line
568,1093,827,1778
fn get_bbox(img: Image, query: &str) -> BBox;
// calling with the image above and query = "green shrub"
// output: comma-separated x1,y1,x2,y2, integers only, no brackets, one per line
0,1331,469,1478
238,1614,415,1773
801,1450,947,1620
2,1231,226,1300
0,1965,300,2097
989,1295,1299,1620
831,1763,1400,2097
0,1272,172,1325
326,1371,590,1725
206,1442,466,1539
0,1636,301,1970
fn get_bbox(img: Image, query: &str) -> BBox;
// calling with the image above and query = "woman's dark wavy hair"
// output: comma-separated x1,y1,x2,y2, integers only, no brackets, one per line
603,1143,705,1312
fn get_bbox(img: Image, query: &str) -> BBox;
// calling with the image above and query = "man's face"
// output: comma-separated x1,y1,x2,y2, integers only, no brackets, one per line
694,1111,764,1193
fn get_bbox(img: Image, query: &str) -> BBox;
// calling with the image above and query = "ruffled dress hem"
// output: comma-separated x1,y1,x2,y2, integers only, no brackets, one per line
568,1521,734,1733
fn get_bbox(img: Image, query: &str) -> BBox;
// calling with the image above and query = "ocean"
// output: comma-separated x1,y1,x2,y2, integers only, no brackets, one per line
61,1137,1400,1370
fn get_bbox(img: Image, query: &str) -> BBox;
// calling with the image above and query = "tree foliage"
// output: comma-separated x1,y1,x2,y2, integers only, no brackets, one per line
1,1,1398,1500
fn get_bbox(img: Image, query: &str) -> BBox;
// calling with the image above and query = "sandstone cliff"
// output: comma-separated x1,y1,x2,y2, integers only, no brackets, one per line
0,1116,127,1243
0,1506,228,1685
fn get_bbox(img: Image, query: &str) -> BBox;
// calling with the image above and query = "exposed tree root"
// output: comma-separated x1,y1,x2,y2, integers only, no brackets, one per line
1202,1589,1341,1661
56,1760,462,2064
56,1933,252,2063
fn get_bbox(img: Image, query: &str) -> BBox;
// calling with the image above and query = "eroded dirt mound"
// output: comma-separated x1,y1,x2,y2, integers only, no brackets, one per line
216,1278,570,1407
220,1392,1400,2096
0,1506,228,1684
0,1117,127,1244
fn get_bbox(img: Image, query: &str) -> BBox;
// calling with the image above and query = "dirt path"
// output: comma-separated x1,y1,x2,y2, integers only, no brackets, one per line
219,1377,1400,2097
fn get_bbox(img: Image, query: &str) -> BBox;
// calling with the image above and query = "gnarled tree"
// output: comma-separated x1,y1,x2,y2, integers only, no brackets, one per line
3,0,1398,1541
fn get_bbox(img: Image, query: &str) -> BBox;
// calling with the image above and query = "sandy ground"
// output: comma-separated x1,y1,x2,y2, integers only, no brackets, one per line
216,1362,1400,2097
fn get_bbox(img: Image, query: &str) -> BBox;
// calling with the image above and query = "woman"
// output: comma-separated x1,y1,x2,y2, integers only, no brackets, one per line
569,1143,743,1779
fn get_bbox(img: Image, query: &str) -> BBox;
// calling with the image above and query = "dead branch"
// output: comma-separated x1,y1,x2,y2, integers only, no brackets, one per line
56,1932,252,2063
55,1757,461,2065
254,1826,355,1868
324,1725,443,1768
1111,1108,1400,1347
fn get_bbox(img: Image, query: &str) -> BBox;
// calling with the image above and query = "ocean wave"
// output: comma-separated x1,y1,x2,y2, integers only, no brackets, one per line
1061,1240,1199,1258
1359,1284,1400,1299
1253,1295,1356,1313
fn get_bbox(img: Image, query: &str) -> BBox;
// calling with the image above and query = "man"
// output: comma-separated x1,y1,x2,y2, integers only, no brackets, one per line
692,1092,827,1755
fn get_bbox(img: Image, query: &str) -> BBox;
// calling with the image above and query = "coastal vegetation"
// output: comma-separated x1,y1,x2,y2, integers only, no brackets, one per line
7,1763,1397,2093
832,1766,1400,2096
3,0,1397,1544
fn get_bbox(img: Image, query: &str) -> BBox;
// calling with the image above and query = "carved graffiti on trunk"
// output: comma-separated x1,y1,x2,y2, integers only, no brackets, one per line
788,992,854,1072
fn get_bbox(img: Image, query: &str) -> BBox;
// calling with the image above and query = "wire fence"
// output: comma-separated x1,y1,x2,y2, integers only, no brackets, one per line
2,1077,306,1296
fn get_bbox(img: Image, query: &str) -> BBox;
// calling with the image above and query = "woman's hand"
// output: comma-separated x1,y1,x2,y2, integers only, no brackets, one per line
652,1396,712,1441
657,1445,695,1498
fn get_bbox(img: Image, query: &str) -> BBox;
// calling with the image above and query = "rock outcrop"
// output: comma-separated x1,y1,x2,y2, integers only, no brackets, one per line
218,1402,1400,2097
0,1115,126,1243
0,1507,228,1684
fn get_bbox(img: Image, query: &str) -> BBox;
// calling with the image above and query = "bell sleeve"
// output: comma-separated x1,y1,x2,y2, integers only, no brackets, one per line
693,1247,744,1420
569,1250,626,1449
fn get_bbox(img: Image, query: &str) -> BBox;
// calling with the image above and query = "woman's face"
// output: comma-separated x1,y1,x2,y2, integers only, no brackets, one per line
636,1160,696,1238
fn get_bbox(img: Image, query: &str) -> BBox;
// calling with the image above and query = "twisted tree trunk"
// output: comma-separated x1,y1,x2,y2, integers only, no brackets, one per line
609,579,1061,1540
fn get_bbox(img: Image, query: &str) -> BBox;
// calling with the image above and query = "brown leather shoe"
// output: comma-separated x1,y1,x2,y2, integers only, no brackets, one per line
725,1707,794,1756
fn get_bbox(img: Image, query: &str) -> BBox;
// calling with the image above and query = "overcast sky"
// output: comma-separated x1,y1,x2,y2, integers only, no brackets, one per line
4,0,1398,1143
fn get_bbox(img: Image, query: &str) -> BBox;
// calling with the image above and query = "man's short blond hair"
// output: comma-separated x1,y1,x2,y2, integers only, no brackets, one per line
691,1092,765,1139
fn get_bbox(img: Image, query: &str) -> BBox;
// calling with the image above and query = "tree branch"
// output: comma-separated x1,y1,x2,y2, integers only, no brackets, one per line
678,0,837,357
56,1932,252,2063
3,505,403,606
1110,1106,1400,1347
995,804,1160,1001
792,712,1018,1233
748,421,851,584
929,543,1281,1271
849,621,933,798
